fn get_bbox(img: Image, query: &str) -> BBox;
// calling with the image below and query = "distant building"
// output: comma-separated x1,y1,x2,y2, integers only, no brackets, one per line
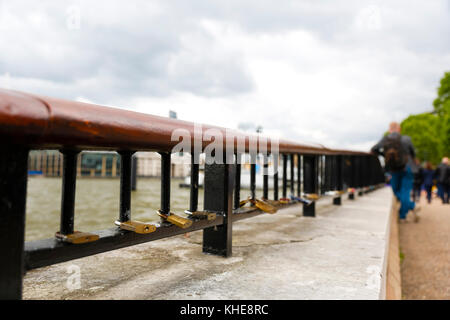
28,150,191,178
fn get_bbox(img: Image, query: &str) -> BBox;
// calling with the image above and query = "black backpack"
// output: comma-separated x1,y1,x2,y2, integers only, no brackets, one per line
384,135,408,172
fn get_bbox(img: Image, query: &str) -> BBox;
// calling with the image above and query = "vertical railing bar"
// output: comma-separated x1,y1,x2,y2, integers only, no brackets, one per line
189,152,200,212
234,155,241,210
263,154,269,200
202,152,234,257
297,154,301,197
119,151,133,222
0,146,28,299
303,154,317,217
159,152,171,218
273,154,279,201
131,154,137,191
282,154,287,198
250,153,256,200
60,149,79,235
290,154,294,196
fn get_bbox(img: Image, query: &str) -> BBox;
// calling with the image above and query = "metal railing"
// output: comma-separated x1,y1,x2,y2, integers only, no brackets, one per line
0,89,385,299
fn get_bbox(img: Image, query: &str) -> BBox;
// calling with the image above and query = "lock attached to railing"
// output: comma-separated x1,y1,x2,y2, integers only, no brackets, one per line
239,197,277,214
157,210,193,229
290,195,313,206
278,197,290,204
184,210,216,221
252,198,277,214
55,231,99,244
114,220,157,234
305,193,320,201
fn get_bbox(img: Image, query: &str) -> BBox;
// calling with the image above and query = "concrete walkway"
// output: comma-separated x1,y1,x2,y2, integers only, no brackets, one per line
399,197,450,300
23,187,393,300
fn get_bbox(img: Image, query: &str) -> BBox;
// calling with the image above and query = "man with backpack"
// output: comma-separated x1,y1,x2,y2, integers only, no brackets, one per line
371,122,421,223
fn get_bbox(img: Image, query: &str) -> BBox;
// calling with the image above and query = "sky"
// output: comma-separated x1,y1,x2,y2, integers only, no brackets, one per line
1,0,449,151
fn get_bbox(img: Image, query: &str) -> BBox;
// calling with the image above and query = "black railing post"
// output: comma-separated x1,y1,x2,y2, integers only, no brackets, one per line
297,154,301,197
250,153,256,201
290,154,295,196
325,155,332,194
202,153,234,257
363,156,369,193
119,151,133,222
189,152,200,212
131,154,137,191
234,157,241,210
159,152,171,219
60,150,79,235
0,146,28,300
273,154,279,201
348,156,356,200
263,154,269,200
282,154,287,198
303,155,318,217
320,156,326,195
333,155,343,205
357,156,364,196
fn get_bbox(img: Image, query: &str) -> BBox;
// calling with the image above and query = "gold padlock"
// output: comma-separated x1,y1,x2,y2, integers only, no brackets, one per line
252,198,277,214
239,198,251,207
55,231,99,244
157,211,193,229
184,210,216,221
305,193,320,201
279,197,290,204
115,220,157,234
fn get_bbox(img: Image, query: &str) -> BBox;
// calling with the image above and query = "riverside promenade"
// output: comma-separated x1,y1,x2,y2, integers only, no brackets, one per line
400,198,450,299
23,187,393,300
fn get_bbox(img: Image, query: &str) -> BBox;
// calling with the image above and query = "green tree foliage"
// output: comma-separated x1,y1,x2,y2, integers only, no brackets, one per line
433,72,450,157
433,71,450,116
401,113,442,164
400,71,449,164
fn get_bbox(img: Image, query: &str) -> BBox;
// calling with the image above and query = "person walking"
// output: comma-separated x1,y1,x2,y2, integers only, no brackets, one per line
371,122,420,223
412,158,423,202
435,157,449,204
422,162,435,204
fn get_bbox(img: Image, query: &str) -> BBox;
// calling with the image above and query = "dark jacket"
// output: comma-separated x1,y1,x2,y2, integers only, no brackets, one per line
434,163,449,185
371,132,416,169
413,166,424,186
423,169,434,187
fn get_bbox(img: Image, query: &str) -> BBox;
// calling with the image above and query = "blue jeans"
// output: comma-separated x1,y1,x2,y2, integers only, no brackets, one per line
390,166,415,219
437,183,450,203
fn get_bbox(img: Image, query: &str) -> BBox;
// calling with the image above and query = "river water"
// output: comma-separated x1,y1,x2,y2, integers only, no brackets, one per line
25,177,255,241
25,177,203,241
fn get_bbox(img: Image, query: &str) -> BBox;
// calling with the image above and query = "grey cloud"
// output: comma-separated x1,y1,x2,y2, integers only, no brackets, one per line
0,0,254,104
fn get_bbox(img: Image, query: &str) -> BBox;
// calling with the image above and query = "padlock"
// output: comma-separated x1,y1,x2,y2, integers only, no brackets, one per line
251,198,277,214
305,193,320,201
239,198,251,207
279,197,290,204
157,210,193,229
290,195,313,206
114,220,157,234
55,231,99,244
184,210,217,221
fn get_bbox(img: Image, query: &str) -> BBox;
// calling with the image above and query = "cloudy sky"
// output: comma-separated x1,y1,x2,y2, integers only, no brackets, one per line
1,0,449,150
